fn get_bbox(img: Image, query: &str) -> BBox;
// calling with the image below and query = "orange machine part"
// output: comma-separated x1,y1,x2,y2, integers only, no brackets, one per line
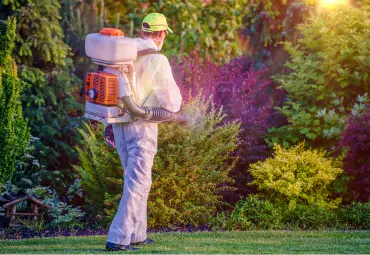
99,28,124,36
84,72,119,105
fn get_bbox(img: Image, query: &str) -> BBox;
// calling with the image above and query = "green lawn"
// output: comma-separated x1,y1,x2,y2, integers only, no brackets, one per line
1,231,370,254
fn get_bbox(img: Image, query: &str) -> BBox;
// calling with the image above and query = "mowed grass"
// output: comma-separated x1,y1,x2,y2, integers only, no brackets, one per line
1,231,370,254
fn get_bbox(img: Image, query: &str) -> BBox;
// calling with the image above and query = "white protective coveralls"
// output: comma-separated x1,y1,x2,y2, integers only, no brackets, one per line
107,37,182,245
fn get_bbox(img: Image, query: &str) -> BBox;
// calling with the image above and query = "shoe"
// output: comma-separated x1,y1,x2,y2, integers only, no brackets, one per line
131,239,154,245
106,242,139,251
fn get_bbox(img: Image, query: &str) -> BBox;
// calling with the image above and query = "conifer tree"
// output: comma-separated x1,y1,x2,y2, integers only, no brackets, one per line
0,0,83,186
0,17,30,185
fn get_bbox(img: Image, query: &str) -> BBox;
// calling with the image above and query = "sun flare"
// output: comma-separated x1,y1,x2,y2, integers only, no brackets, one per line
321,0,348,7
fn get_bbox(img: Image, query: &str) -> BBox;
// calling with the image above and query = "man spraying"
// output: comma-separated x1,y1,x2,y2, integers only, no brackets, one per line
106,13,184,251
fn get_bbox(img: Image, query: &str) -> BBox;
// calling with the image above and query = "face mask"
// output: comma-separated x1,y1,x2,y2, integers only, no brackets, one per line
153,38,164,52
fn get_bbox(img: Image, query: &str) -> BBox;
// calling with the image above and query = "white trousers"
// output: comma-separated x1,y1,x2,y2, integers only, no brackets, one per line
107,120,158,245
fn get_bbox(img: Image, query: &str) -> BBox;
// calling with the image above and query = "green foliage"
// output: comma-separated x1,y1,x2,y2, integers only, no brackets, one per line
242,0,314,71
1,0,84,181
338,202,370,229
0,17,30,185
230,195,283,230
210,198,370,230
148,96,240,227
210,196,335,231
62,0,106,39
49,201,85,231
269,4,370,148
73,123,122,216
148,0,247,62
284,204,338,229
75,95,240,227
249,143,342,210
61,0,108,78
208,212,243,231
63,0,248,64
1,172,85,232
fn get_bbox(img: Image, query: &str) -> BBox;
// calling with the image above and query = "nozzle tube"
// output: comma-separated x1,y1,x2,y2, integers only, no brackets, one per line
121,96,188,124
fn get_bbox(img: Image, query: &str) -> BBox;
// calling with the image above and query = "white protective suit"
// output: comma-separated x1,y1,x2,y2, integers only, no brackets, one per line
107,37,182,245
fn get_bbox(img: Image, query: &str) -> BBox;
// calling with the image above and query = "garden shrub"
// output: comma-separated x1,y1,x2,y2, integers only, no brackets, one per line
75,95,240,227
230,195,283,230
338,202,370,229
49,201,85,232
249,143,342,210
208,212,240,231
283,204,338,230
339,103,370,202
269,4,370,148
73,123,122,218
171,53,275,203
0,18,30,185
210,198,370,231
210,195,283,230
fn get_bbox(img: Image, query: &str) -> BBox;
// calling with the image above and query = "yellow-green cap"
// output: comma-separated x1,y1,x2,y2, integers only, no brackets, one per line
142,13,173,34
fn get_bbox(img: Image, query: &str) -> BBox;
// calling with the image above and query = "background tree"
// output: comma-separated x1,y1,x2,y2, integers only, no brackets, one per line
0,0,84,196
268,3,370,149
62,0,248,71
241,0,314,73
0,17,30,185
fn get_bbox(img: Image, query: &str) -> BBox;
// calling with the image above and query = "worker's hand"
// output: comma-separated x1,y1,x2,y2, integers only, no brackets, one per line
172,113,191,125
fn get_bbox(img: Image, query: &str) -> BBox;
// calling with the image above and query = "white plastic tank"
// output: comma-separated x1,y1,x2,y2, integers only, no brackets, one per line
85,28,137,63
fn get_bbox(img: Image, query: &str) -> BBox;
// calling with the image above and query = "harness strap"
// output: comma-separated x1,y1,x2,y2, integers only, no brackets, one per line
136,49,162,106
137,48,161,57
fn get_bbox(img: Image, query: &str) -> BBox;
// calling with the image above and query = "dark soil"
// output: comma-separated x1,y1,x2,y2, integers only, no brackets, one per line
0,225,211,240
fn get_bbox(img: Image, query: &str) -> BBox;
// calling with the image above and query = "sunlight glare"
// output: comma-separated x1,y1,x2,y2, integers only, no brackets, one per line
321,0,348,8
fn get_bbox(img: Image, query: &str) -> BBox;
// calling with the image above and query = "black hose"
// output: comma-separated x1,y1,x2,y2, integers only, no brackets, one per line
121,96,188,124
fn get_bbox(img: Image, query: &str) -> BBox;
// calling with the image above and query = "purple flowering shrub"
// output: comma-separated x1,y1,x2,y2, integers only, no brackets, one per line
339,104,370,202
171,53,275,202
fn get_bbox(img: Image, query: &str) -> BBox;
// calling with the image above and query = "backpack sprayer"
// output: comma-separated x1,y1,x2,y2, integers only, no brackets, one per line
83,28,188,126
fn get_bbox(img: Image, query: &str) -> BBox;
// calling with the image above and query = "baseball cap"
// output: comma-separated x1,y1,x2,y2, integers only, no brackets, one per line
142,13,173,34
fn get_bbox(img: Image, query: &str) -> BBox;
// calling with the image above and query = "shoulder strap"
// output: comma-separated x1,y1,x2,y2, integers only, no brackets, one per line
135,49,162,106
137,48,162,57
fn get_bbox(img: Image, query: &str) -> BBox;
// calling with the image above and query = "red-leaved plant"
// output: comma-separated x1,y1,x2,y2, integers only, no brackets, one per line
171,52,275,203
339,104,370,202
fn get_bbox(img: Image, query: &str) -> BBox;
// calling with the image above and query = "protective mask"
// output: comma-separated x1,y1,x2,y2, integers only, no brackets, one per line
153,38,164,52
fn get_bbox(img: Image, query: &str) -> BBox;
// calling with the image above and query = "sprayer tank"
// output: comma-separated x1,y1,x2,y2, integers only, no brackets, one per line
85,33,137,63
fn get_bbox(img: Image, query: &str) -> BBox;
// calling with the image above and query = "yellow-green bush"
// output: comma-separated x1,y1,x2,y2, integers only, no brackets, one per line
249,143,342,210
76,95,240,227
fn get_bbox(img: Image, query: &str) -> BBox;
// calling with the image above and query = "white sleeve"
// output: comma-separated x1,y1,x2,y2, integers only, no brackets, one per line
151,55,182,112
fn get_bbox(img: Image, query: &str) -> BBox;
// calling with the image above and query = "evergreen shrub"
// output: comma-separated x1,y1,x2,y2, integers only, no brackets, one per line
0,18,30,184
74,123,122,219
75,95,240,227
249,143,343,210
230,195,283,230
1,0,84,181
